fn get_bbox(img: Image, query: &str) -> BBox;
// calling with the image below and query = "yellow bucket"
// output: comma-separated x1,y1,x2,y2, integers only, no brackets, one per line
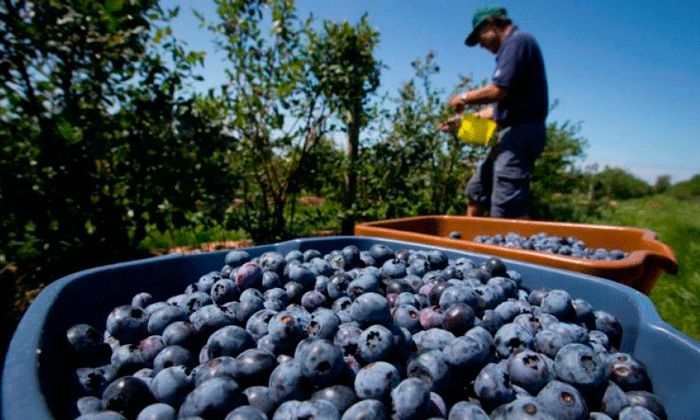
457,114,498,147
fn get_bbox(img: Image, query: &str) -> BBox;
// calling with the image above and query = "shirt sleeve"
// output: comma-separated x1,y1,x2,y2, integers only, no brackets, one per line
492,39,530,89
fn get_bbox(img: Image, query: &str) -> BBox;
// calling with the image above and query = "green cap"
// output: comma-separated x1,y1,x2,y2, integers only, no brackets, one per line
465,5,507,46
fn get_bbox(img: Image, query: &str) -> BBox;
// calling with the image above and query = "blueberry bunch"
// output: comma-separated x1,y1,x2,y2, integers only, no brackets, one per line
466,232,628,261
66,244,666,420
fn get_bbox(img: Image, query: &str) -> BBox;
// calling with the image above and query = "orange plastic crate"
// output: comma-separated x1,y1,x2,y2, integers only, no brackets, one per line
355,215,678,294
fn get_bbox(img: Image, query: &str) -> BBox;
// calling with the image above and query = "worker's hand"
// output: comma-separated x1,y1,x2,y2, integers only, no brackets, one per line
448,92,468,113
439,114,462,133
473,107,494,120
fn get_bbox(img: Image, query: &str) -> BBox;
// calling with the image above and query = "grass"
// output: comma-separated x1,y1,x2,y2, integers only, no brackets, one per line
586,194,700,340
139,225,249,252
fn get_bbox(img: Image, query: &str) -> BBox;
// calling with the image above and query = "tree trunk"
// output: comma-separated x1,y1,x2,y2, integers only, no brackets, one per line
342,104,360,235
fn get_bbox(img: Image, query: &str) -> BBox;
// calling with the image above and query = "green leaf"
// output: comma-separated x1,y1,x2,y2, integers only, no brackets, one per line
106,0,124,13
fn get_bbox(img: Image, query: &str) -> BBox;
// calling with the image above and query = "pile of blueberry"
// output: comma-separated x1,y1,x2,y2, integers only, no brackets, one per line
66,244,666,419
452,231,629,261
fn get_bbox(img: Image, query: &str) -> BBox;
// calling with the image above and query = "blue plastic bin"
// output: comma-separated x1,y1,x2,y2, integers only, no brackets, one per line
3,236,699,419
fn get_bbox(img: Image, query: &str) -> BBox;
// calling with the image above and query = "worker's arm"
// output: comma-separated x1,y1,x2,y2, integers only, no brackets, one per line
448,84,508,112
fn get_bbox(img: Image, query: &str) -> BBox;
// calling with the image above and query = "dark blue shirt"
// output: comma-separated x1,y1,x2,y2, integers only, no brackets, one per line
492,27,548,127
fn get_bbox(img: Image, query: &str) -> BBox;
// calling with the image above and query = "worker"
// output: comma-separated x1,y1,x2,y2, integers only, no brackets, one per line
441,6,548,218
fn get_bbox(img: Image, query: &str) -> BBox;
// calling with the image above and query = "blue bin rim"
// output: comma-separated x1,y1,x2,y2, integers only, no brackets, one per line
3,235,699,418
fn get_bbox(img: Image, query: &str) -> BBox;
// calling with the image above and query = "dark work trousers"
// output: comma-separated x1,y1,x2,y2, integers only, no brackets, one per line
465,121,546,218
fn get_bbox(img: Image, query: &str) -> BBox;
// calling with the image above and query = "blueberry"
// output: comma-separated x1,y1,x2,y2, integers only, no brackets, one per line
262,271,282,290
285,250,304,263
448,401,489,420
102,376,155,418
243,386,276,418
207,326,255,359
341,245,362,268
540,290,576,321
190,304,235,336
407,350,450,393
439,286,481,310
136,403,176,420
324,273,350,300
474,363,516,411
211,279,240,305
235,262,264,291
111,344,148,375
268,360,306,404
133,368,155,389
258,252,286,276
131,293,154,309
483,257,507,277
442,335,490,378
508,350,553,395
594,311,623,349
147,306,188,335
75,365,117,396
296,400,341,419
263,287,290,311
347,274,381,298
235,348,277,386
419,305,445,330
301,291,327,312
106,305,149,344
272,400,303,419
185,292,215,315
284,281,306,304
554,343,606,393
492,396,556,419
390,378,431,419
66,324,111,366
224,405,266,420
571,298,595,329
178,376,241,418
306,309,341,339
369,244,394,266
162,321,198,350
268,311,307,351
153,345,193,372
606,353,652,392
358,324,394,363
144,302,170,317
75,411,127,420
626,391,668,420
334,323,363,357
286,264,316,289
77,396,103,415
381,258,407,279
351,292,391,326
600,380,630,417
494,300,524,324
225,250,251,268
298,338,343,387
354,361,400,400
392,304,421,333
528,288,549,306
494,323,534,358
150,365,193,406
534,328,575,359
536,380,589,420
245,308,277,341
312,385,358,413
618,406,660,420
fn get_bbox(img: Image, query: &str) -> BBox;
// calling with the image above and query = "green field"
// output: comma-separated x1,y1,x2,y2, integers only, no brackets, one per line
587,194,700,340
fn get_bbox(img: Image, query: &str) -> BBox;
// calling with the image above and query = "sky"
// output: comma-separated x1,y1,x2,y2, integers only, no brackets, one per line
164,0,700,184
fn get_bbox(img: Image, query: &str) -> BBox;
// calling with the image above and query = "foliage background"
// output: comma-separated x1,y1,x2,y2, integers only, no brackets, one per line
1,0,697,368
